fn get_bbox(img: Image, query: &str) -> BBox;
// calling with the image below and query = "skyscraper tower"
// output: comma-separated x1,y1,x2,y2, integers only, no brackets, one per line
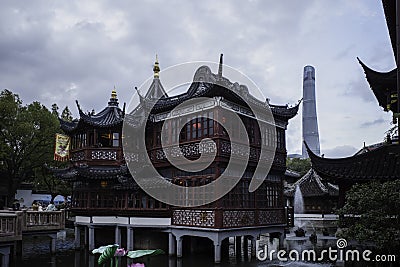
302,65,320,158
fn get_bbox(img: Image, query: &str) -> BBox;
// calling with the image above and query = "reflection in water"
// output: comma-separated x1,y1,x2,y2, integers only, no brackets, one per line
11,229,333,267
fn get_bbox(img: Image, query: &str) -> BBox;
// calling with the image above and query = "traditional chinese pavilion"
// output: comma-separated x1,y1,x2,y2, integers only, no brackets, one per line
285,169,338,214
55,55,299,263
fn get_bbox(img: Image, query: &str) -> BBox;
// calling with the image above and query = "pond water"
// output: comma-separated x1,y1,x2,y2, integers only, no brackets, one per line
10,229,334,267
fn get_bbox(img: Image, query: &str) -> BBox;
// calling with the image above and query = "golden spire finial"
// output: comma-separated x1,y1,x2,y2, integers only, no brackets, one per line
153,54,160,78
111,86,117,99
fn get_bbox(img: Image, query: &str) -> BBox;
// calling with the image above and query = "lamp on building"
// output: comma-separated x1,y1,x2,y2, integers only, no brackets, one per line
100,181,108,188
192,122,201,129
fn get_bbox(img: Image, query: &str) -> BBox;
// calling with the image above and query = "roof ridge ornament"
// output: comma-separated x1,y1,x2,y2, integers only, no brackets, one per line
135,86,143,99
145,55,168,99
153,54,160,78
135,86,146,108
108,87,119,107
75,100,82,112
218,53,223,77
111,86,117,99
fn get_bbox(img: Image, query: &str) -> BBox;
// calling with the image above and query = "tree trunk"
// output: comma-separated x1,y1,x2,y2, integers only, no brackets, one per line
51,194,57,203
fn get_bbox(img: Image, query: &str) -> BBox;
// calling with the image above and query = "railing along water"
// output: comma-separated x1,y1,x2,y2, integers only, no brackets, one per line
0,212,22,242
22,210,65,232
172,208,287,228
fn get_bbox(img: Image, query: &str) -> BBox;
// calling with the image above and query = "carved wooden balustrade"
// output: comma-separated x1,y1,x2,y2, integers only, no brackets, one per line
172,208,287,228
21,210,65,232
0,212,22,242
71,147,124,165
149,139,287,170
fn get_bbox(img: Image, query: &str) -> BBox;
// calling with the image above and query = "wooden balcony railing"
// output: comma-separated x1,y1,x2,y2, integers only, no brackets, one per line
71,147,124,165
0,210,65,240
149,139,287,170
0,212,22,242
22,210,65,232
172,208,286,228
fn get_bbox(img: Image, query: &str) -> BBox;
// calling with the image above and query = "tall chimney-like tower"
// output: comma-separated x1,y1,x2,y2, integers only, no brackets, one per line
302,65,320,158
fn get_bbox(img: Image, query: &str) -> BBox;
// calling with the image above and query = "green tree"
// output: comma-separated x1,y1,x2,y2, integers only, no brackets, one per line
61,106,73,122
32,165,71,203
337,180,400,255
286,157,311,176
30,105,72,203
0,89,60,205
51,103,59,117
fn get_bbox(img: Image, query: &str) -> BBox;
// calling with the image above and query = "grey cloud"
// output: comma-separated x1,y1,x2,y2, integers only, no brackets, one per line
334,44,356,60
323,145,358,158
0,0,394,154
360,118,386,128
342,76,376,102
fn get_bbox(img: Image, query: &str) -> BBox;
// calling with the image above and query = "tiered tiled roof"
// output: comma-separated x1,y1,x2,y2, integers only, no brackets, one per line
60,90,124,133
306,142,400,182
285,169,338,197
357,0,399,113
138,62,299,119
284,169,301,178
56,55,300,184
49,165,129,181
358,58,396,112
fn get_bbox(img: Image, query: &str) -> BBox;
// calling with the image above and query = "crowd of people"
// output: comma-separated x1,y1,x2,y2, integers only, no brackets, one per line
0,198,71,211
31,201,60,211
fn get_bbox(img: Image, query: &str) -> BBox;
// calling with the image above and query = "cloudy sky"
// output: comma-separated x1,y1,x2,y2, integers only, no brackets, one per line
0,0,396,157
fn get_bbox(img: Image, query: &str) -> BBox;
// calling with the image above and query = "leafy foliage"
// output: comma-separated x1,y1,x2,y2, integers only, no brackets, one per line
51,103,59,117
126,249,164,259
97,245,119,266
286,157,311,176
32,106,72,202
385,123,398,141
337,180,400,254
0,89,72,205
32,163,71,203
61,106,73,122
93,244,164,267
0,89,62,205
92,244,119,255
